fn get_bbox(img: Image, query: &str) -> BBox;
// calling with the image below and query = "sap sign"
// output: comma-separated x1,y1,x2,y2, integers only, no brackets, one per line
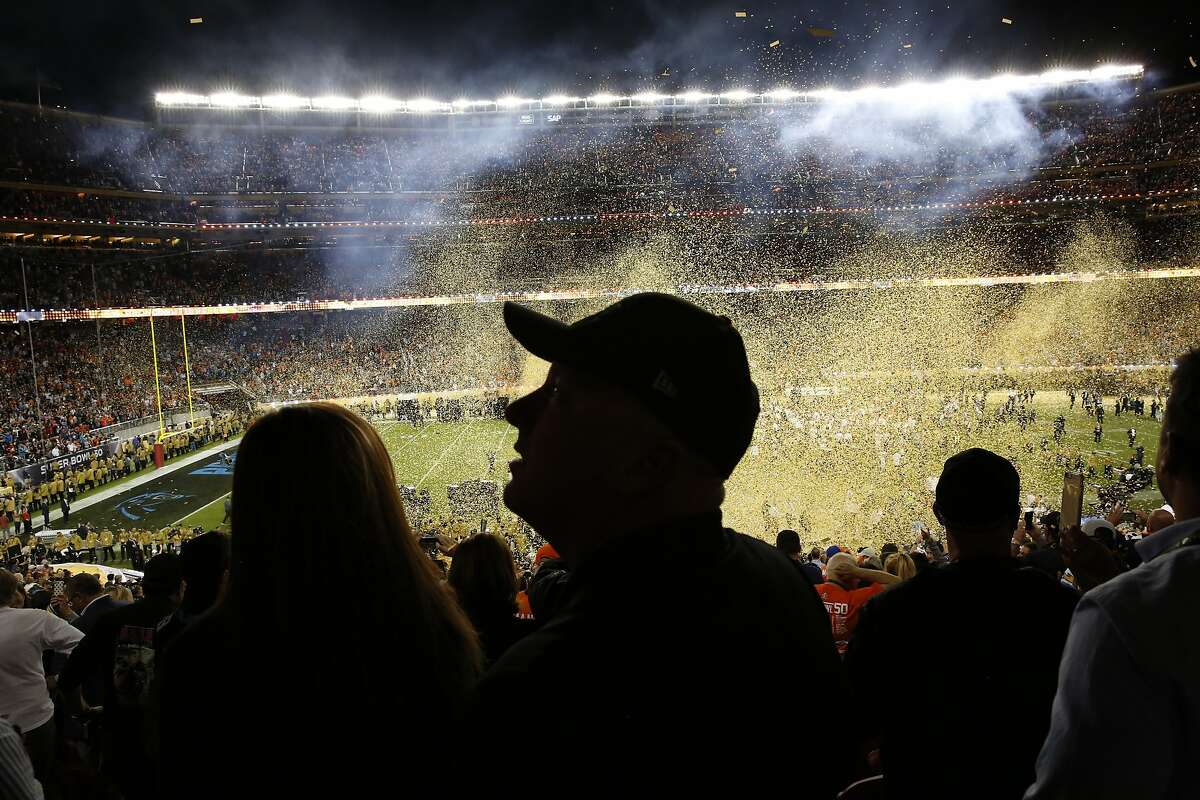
546,114,562,123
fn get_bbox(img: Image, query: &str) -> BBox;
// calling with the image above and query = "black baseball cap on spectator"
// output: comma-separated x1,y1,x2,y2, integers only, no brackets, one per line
935,448,1020,529
503,292,760,479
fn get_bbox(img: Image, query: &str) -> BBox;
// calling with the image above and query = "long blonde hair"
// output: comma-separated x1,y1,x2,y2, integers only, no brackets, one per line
885,552,917,581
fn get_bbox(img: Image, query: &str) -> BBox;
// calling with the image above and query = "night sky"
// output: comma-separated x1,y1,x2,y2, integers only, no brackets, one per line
4,0,1197,117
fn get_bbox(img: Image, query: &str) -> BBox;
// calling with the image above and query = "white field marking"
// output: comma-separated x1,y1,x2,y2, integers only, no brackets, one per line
414,419,477,489
172,491,230,527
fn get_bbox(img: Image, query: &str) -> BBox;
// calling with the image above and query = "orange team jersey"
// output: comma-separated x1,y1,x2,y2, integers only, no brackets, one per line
516,591,533,619
813,581,888,655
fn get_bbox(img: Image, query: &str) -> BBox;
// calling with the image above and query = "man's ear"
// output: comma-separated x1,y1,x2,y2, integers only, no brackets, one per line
620,440,681,494
932,503,945,528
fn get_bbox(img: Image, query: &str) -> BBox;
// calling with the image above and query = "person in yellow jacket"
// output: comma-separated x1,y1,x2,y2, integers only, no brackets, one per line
54,472,65,501
98,528,114,562
20,487,32,510
70,531,85,551
4,533,19,559
52,532,68,552
84,529,99,563
37,480,49,509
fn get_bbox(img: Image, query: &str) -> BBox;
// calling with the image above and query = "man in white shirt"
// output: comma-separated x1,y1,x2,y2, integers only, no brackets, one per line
0,569,83,792
1027,349,1200,799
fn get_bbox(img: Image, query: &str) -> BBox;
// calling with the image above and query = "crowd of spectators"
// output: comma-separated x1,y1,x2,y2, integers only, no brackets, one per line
0,86,1197,229
0,294,1196,797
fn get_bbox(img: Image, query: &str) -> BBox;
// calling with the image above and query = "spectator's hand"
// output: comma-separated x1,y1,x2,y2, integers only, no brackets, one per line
1105,502,1125,528
435,533,457,556
1061,525,1121,593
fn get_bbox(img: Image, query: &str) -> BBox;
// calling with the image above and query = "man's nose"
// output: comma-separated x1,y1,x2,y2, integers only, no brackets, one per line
505,384,547,430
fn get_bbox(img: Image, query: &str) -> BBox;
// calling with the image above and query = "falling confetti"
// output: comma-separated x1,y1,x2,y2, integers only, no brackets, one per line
1001,17,1013,24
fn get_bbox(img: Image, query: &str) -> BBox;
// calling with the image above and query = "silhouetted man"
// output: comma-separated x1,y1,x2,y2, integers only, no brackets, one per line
468,293,852,791
845,448,1077,800
1028,349,1200,799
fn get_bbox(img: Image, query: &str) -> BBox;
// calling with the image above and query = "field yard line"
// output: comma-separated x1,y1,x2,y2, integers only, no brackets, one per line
386,419,438,459
414,420,476,489
173,492,230,527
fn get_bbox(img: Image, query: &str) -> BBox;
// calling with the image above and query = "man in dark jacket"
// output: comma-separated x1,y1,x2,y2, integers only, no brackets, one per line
62,573,121,634
845,449,1079,800
59,555,183,800
468,293,852,792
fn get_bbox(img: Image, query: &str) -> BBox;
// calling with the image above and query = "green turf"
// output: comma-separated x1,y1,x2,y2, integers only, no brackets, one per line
177,494,231,531
69,445,237,532
58,393,1163,545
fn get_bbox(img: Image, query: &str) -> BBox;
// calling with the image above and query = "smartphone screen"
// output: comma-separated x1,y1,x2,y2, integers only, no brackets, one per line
52,579,66,597
1024,510,1035,529
1061,473,1085,531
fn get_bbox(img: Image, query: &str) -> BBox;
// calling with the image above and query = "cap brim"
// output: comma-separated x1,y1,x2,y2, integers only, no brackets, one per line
503,302,573,363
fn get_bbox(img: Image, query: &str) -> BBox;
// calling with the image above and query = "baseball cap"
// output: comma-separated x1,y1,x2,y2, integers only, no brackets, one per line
1080,518,1117,539
935,448,1020,528
503,292,760,479
825,545,843,560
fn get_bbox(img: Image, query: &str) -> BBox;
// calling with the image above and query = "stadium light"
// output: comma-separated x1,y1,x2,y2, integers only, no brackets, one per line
155,91,208,106
359,95,403,113
261,93,308,110
153,63,1143,112
312,95,357,110
209,92,255,108
406,98,450,113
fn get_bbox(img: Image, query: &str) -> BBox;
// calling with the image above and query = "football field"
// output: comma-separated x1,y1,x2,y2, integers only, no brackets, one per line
66,392,1163,556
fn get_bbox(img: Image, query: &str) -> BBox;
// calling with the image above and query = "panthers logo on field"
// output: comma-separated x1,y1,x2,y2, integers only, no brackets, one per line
190,451,237,477
117,491,195,521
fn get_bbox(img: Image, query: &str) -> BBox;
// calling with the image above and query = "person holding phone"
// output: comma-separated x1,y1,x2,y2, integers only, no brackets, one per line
1028,349,1200,799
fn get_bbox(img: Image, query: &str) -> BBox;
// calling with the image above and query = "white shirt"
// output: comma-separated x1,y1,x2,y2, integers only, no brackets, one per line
0,607,84,733
1025,516,1200,799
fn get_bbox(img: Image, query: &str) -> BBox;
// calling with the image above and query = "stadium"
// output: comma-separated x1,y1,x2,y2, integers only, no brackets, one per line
0,60,1194,550
2,2,1199,794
